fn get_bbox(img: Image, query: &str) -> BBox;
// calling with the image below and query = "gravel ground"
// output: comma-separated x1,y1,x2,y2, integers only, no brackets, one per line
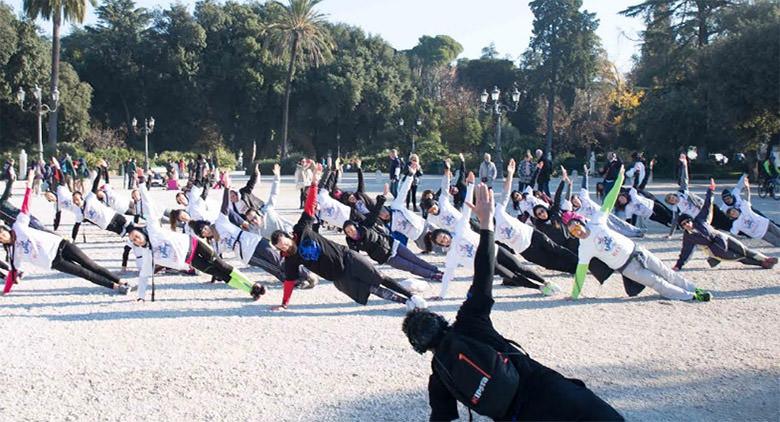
0,173,777,421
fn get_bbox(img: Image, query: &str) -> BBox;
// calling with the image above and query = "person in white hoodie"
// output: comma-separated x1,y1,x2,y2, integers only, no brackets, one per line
124,184,265,301
1,172,131,295
725,176,780,246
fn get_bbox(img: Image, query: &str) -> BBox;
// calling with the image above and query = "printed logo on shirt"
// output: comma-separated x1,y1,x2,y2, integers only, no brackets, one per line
459,243,475,258
441,214,456,228
18,239,34,257
499,225,514,240
596,235,614,252
222,234,236,248
743,218,754,229
87,208,98,219
322,206,335,218
397,218,411,232
155,243,173,259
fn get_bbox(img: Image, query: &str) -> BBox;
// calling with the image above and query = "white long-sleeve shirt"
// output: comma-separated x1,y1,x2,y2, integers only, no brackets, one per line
495,190,533,254
11,212,62,272
578,210,635,270
623,188,654,219
317,187,351,228
136,185,195,299
729,201,769,239
81,192,118,230
426,173,462,232
101,185,132,214
390,174,426,241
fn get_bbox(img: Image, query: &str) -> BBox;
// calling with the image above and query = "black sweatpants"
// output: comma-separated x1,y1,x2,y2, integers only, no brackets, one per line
51,240,119,289
189,239,233,282
507,358,623,421
520,229,579,274
340,250,413,304
496,245,546,289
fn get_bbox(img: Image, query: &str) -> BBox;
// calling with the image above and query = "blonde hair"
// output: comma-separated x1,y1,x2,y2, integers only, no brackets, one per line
409,153,420,163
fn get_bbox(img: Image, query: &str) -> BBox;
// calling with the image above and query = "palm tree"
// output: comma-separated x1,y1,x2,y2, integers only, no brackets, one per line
23,0,96,153
267,0,334,158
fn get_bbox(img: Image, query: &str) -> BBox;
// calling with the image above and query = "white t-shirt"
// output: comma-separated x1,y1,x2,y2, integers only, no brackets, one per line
496,192,533,253
578,214,635,270
426,175,462,232
390,175,426,240
214,213,261,265
187,185,214,222
56,185,83,220
11,212,62,271
623,188,654,219
729,201,769,239
317,188,351,228
82,192,117,230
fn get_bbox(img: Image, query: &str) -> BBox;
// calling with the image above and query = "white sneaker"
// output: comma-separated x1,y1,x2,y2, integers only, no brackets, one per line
400,278,430,295
405,295,428,311
540,281,562,296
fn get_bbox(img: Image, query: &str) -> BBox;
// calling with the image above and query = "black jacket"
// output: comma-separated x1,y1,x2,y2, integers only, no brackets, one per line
675,189,740,268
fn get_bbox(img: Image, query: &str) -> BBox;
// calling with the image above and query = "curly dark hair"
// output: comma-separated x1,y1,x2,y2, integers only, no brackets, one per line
402,309,449,354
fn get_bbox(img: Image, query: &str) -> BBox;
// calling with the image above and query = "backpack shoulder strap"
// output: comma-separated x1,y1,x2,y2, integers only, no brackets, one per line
503,338,529,357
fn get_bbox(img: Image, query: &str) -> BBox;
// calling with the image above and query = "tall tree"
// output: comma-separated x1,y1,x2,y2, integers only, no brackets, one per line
267,0,334,158
525,0,601,160
621,0,733,49
23,0,96,153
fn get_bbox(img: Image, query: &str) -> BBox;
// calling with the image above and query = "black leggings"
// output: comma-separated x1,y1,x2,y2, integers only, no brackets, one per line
189,240,234,282
496,244,546,289
51,240,119,289
520,230,579,274
343,251,413,304
406,184,418,209
650,201,673,226
106,213,128,235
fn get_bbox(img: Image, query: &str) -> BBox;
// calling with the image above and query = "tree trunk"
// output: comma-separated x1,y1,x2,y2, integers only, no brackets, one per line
48,8,62,154
281,34,300,159
545,85,555,161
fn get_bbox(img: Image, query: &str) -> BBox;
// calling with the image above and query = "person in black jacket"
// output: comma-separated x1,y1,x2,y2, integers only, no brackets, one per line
269,175,427,311
343,195,442,281
534,149,552,196
228,162,265,217
402,183,622,421
388,149,404,198
673,179,777,271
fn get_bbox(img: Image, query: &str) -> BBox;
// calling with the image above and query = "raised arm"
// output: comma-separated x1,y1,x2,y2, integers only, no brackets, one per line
695,180,716,223
0,173,14,204
241,163,260,195
458,184,496,317
266,164,281,209
743,177,752,203
600,167,625,213
551,178,566,213
362,195,386,229
678,155,689,191
90,166,103,194
356,161,365,193
501,159,516,209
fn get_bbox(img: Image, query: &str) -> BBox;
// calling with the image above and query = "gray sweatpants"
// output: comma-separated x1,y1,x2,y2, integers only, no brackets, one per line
621,247,697,301
762,223,780,247
608,214,644,238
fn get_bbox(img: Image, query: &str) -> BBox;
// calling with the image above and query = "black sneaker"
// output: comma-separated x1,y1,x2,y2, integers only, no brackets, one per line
706,257,721,268
251,283,266,301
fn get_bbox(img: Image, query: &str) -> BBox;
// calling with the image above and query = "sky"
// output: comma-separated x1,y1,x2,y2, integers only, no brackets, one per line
5,0,645,72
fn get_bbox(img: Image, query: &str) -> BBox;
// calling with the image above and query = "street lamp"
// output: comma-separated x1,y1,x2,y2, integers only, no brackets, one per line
479,85,520,177
132,117,155,171
398,117,423,154
16,85,60,162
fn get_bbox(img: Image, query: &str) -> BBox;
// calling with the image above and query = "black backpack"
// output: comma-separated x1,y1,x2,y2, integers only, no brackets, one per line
432,332,522,419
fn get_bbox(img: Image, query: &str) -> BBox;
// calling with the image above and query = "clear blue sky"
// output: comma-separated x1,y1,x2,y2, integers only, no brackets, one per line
5,0,645,72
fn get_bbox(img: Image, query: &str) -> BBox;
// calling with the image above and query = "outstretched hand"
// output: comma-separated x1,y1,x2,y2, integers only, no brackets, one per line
272,163,281,177
465,183,494,231
709,178,716,191
466,171,476,184
561,166,570,183
744,176,750,189
507,158,516,175
383,183,390,196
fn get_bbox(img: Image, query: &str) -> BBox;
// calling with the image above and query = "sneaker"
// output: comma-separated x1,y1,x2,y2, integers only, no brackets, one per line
761,257,778,269
251,283,266,301
302,273,319,289
706,257,721,268
399,278,430,295
693,288,712,302
540,281,562,296
405,295,428,311
115,284,130,295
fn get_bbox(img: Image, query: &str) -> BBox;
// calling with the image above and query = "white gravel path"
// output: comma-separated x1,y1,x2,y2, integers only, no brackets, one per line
0,173,777,421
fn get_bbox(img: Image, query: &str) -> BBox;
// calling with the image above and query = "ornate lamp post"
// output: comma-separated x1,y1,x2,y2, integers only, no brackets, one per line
398,117,422,154
479,86,520,177
132,117,155,171
16,85,60,162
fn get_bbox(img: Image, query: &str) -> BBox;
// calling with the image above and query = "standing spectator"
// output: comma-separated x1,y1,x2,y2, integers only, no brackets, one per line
516,150,535,192
478,153,497,189
178,158,186,179
1,159,14,182
535,149,552,196
388,149,403,198
625,152,647,189
126,158,137,189
599,152,622,196
295,158,315,209
405,154,423,211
